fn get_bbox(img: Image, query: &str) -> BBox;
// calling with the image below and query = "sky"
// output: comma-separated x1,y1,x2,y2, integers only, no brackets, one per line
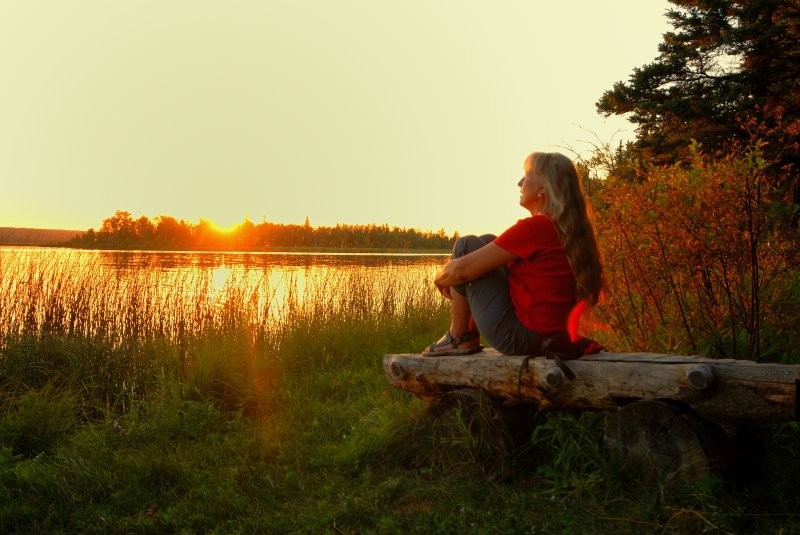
0,1,671,237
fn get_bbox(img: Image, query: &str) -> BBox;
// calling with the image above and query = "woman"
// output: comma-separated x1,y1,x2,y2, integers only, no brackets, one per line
423,151,604,357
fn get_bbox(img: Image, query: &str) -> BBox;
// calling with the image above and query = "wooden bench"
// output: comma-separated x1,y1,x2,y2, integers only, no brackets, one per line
383,349,800,483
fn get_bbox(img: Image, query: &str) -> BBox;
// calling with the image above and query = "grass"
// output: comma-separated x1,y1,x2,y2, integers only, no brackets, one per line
1,250,800,533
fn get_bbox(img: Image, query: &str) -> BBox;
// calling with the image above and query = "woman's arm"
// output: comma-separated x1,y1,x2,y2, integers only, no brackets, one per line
434,242,517,297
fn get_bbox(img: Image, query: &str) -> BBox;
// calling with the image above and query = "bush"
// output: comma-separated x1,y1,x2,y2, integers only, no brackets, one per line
596,142,800,361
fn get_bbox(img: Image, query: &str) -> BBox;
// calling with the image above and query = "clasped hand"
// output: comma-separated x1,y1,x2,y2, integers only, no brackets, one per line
435,282,452,300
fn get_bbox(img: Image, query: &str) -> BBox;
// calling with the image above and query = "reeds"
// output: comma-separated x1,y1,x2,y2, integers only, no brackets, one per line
0,249,442,345
0,249,445,414
0,249,465,532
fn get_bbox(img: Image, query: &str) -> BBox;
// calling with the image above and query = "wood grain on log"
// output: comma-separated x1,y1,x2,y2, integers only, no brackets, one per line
384,349,800,424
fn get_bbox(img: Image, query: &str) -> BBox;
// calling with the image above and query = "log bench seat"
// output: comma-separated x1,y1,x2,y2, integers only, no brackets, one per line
383,349,800,482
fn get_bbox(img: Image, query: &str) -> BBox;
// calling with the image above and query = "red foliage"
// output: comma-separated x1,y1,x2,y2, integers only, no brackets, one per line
594,143,798,359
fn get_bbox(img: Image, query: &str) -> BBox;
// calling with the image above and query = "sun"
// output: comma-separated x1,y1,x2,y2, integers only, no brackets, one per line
206,220,240,234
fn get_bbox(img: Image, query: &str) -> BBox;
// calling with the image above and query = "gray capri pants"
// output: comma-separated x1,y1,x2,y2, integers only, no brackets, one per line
452,234,543,355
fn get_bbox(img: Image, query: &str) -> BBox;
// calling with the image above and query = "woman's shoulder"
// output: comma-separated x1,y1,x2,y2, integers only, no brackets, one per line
499,214,558,243
512,214,555,230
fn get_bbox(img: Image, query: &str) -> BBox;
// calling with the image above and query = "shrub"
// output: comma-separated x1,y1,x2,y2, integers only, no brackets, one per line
596,142,800,360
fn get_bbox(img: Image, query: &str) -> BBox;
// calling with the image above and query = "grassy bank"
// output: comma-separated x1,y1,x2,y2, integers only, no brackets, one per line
1,256,800,533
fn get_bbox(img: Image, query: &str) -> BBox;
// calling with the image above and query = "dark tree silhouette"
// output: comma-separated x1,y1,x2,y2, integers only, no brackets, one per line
597,0,800,218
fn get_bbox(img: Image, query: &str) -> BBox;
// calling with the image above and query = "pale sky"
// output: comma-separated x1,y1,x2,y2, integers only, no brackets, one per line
0,1,670,236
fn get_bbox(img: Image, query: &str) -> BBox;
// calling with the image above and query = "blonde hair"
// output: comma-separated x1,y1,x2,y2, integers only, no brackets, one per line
525,151,605,305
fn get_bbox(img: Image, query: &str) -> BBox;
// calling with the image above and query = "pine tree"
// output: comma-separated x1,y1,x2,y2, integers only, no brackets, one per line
597,0,800,199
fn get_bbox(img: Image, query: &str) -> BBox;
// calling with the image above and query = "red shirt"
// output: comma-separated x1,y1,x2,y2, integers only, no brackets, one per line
494,215,576,335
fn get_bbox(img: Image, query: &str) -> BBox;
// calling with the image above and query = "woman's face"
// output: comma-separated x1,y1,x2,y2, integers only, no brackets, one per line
518,160,545,213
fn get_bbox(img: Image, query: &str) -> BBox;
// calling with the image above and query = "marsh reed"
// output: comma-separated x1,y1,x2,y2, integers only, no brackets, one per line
0,249,441,342
0,248,446,414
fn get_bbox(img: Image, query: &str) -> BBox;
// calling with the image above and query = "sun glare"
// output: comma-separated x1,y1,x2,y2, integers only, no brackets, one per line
208,220,239,234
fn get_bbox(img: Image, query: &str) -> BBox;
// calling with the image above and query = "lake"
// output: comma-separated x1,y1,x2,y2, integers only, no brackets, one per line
0,247,449,343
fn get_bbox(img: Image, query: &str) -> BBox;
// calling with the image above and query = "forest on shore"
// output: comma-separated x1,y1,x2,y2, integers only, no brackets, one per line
66,213,457,251
0,227,83,246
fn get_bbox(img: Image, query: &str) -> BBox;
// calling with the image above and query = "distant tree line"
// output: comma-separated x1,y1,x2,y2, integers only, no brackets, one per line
67,211,458,251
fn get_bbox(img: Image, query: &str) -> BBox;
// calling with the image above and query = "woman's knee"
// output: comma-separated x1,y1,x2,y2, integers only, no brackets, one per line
452,234,497,259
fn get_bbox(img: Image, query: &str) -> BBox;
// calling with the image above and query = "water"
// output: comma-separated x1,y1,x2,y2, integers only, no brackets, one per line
0,247,449,341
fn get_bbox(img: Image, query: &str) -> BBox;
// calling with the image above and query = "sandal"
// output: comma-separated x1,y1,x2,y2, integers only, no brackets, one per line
422,330,483,357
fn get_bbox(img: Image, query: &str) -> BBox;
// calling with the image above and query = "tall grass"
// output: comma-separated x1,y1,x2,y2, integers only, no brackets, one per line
0,251,443,415
1,249,799,533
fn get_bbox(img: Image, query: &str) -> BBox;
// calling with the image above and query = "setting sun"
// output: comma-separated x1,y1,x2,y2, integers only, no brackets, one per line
206,219,241,235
